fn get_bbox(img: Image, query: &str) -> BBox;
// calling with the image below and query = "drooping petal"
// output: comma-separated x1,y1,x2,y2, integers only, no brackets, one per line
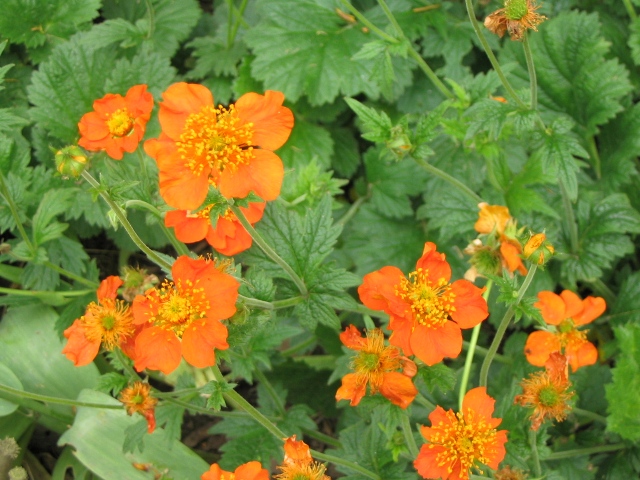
181,318,229,368
379,371,417,409
218,149,284,201
410,322,462,366
416,242,451,283
97,275,123,301
165,210,210,243
449,279,488,329
159,82,213,140
339,324,367,350
283,435,313,465
62,320,101,366
133,327,182,374
565,338,598,372
524,330,561,367
336,373,367,406
131,291,160,325
499,239,527,275
573,296,606,326
206,216,249,256
534,291,566,325
235,90,294,151
234,461,270,480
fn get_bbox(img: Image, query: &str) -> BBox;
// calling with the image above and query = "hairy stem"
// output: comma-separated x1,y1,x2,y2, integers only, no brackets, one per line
0,383,122,410
587,135,602,180
253,368,286,417
529,429,542,476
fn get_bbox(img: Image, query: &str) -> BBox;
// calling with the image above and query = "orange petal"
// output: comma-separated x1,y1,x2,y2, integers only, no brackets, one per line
235,90,294,151
387,316,413,357
358,266,409,318
449,279,488,329
534,291,566,325
485,429,508,469
234,461,270,480
93,93,126,115
206,217,253,256
283,435,312,465
524,330,561,367
559,290,583,319
565,338,598,372
97,275,123,301
159,82,213,140
131,291,159,325
133,327,182,374
336,373,367,406
414,444,453,480
165,210,210,243
218,149,284,201
573,296,606,326
474,203,511,235
340,325,366,350
62,320,101,366
416,242,451,283
181,318,229,368
78,111,110,141
410,322,462,366
201,464,233,480
500,240,527,275
461,386,496,423
379,371,417,409
124,84,154,119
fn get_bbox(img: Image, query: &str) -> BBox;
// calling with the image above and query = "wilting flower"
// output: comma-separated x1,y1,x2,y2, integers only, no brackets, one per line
119,381,158,433
484,0,546,41
165,201,265,256
465,203,526,281
414,387,508,480
202,461,269,480
62,276,135,366
132,256,239,374
78,85,154,160
120,266,159,302
359,242,488,366
336,325,417,408
525,290,606,372
144,83,294,210
275,436,330,480
515,352,573,431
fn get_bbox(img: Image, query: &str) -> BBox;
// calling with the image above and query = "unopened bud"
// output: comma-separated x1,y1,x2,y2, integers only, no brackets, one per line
523,232,554,265
55,146,88,178
387,125,412,161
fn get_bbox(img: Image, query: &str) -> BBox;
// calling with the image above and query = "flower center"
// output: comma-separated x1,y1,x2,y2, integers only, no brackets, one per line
147,279,210,337
505,0,528,20
355,352,380,372
178,105,254,185
429,410,498,474
106,109,135,137
82,299,134,349
538,385,559,407
396,269,456,329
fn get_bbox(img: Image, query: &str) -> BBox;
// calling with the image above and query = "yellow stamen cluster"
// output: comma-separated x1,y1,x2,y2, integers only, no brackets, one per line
178,105,254,182
106,108,135,137
189,203,235,222
352,329,403,394
81,299,134,349
428,409,498,475
275,463,330,480
145,279,210,338
396,269,456,329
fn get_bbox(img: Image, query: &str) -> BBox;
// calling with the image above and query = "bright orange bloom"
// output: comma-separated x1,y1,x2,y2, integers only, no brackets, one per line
414,387,508,480
359,242,488,366
484,0,546,41
144,83,294,210
132,256,239,374
336,325,417,409
119,381,158,433
78,85,154,160
515,352,574,431
202,461,269,480
62,276,135,366
275,436,330,480
525,290,606,372
165,201,265,256
474,203,511,236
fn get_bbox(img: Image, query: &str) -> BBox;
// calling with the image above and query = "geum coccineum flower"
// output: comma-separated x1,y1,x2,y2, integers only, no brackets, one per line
275,436,330,480
132,255,239,375
119,381,158,433
414,387,508,480
484,0,546,41
515,352,574,431
202,461,269,480
78,84,154,160
359,242,488,366
144,82,294,210
336,325,417,409
63,276,135,366
165,200,265,256
525,290,606,372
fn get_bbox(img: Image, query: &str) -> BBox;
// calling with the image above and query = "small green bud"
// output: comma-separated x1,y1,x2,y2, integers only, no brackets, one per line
55,146,88,178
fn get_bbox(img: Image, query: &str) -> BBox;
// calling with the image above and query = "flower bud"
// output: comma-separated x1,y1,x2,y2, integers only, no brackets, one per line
55,146,88,178
386,125,412,161
523,232,554,265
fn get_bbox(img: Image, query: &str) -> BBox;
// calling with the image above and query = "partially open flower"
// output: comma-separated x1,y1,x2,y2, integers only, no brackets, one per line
484,0,546,41
119,382,158,433
275,436,330,480
202,461,269,480
515,352,574,430
523,232,554,266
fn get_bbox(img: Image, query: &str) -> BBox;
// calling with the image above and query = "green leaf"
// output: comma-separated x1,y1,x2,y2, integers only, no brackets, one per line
599,103,640,193
0,362,23,416
201,380,236,411
27,34,117,143
418,363,457,395
531,117,589,201
278,120,334,170
464,98,516,140
0,108,28,132
502,11,632,135
0,0,100,48
629,17,640,66
611,271,640,327
244,0,380,105
187,36,248,78
606,324,640,441
31,189,74,246
60,389,209,477
94,373,129,397
416,186,477,244
345,98,393,143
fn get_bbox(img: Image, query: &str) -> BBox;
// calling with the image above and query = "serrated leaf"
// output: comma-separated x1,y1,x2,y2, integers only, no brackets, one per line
187,36,248,78
418,363,457,394
94,373,129,396
417,186,477,244
278,120,334,170
629,17,640,66
611,272,640,327
606,324,640,441
345,98,393,143
0,109,29,132
599,103,640,192
32,189,74,246
201,380,236,411
244,0,381,105
501,11,632,135
464,98,516,140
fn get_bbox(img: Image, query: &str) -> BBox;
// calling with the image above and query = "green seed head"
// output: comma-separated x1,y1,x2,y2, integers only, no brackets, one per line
505,0,529,20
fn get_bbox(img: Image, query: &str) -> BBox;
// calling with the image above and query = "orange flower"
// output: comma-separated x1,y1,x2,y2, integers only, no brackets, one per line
62,276,135,366
414,387,508,480
524,290,606,372
484,0,546,41
202,461,269,480
144,83,294,210
132,256,239,374
359,242,488,366
515,352,574,431
275,436,330,480
474,203,511,236
78,85,154,160
336,325,417,409
165,201,265,256
119,381,158,433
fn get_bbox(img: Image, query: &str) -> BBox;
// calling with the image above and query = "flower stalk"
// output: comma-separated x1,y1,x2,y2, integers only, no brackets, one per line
522,32,538,109
413,157,483,204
